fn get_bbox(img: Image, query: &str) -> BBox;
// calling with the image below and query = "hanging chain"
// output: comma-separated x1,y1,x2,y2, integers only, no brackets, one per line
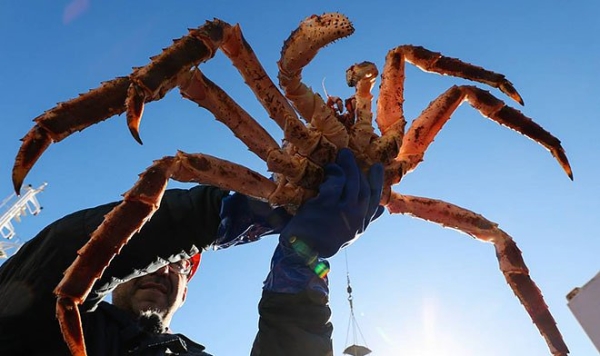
343,250,370,355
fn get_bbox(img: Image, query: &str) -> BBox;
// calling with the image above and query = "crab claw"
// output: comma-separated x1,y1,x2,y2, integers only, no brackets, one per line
125,83,146,145
11,77,132,195
279,13,354,76
12,126,53,195
346,61,378,88
498,79,524,106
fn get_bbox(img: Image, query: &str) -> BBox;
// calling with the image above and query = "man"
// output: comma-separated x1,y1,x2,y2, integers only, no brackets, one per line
0,149,384,355
111,257,191,318
110,258,196,339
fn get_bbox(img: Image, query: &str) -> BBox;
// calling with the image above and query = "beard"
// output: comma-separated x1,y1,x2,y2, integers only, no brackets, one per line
138,310,166,334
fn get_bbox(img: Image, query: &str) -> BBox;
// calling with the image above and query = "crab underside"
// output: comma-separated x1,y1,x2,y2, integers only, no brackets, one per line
13,13,572,356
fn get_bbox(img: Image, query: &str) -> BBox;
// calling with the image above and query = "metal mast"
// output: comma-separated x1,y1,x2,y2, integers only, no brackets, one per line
0,183,47,258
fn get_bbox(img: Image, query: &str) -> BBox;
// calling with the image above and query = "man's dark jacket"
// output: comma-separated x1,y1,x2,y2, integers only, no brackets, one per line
0,186,333,355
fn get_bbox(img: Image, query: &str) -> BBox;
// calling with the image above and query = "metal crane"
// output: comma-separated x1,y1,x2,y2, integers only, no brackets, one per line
0,183,47,258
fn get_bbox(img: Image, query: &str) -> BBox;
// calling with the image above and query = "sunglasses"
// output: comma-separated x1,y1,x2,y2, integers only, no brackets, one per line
168,259,193,277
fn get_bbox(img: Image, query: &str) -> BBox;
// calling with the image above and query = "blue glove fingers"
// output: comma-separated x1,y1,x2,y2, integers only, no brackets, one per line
316,163,345,206
360,163,385,231
367,163,384,218
336,148,362,205
216,192,292,249
373,205,385,220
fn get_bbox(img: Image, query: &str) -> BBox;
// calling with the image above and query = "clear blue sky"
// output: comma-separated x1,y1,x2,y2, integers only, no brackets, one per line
1,1,599,355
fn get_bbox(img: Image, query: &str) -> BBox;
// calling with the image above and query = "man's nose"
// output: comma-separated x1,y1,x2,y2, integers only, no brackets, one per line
153,265,171,275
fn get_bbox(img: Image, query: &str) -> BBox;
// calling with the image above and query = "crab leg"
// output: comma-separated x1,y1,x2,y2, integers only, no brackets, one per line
397,85,572,179
55,151,308,356
12,77,131,194
178,68,324,189
385,192,569,356
278,13,353,150
212,15,344,165
345,62,378,154
344,61,401,168
178,69,279,163
214,22,296,130
375,45,527,169
125,19,229,144
377,45,524,133
12,19,231,195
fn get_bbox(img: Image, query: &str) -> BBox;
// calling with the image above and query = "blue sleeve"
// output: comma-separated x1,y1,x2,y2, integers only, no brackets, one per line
213,192,291,249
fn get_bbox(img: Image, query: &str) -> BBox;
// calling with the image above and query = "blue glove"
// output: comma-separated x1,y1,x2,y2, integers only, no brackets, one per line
264,148,384,295
280,148,384,258
215,192,292,249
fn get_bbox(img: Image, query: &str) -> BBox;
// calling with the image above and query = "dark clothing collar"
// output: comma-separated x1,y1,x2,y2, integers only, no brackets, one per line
90,302,211,356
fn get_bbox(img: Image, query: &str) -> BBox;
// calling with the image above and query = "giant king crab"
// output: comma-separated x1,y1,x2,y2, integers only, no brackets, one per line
12,13,572,356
